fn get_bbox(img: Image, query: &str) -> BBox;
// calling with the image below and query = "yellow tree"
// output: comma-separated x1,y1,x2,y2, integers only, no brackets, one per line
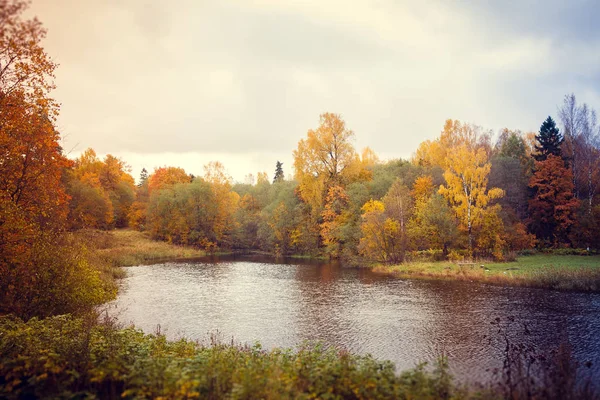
439,144,504,255
320,185,350,257
358,200,401,263
293,113,359,216
413,120,489,169
203,161,239,246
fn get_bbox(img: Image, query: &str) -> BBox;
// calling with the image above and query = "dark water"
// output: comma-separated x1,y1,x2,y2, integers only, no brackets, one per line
107,256,600,383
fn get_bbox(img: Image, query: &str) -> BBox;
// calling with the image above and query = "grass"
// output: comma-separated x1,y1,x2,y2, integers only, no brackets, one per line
77,229,206,268
373,254,600,292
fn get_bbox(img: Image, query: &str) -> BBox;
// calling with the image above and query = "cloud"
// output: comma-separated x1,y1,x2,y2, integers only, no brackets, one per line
28,0,600,180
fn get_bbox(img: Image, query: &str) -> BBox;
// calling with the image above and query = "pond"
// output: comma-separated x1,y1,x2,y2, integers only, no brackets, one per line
107,256,600,383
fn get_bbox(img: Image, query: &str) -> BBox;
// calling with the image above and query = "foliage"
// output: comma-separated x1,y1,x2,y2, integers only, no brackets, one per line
0,232,117,319
528,155,580,246
439,144,505,256
66,149,135,229
147,166,190,195
0,314,466,400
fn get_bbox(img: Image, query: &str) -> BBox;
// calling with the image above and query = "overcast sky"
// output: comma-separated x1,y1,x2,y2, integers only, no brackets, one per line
29,0,600,182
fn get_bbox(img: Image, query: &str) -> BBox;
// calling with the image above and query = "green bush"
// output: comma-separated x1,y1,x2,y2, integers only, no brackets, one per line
0,233,117,320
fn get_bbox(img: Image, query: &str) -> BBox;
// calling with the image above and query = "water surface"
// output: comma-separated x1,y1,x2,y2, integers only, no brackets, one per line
108,256,600,382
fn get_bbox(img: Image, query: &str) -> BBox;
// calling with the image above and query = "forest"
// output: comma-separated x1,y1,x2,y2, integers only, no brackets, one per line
60,105,599,264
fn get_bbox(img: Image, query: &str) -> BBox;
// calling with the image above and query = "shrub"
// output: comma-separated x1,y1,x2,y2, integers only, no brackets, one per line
0,233,117,320
0,315,463,400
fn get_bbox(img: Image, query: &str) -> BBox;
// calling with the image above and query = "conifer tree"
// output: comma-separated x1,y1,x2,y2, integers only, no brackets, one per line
534,116,563,161
138,168,149,187
273,161,284,183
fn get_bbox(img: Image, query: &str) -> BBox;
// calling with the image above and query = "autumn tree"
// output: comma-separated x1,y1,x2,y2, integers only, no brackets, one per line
65,149,135,229
293,113,360,217
203,161,239,247
414,120,491,169
528,155,579,246
320,185,350,257
129,168,150,229
358,200,402,263
0,0,70,308
148,166,191,195
0,1,114,317
439,145,504,256
382,178,413,262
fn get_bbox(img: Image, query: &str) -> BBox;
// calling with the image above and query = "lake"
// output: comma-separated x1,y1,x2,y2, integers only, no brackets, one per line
107,255,600,383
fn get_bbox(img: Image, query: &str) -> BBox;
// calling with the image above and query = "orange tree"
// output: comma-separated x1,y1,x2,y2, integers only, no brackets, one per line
0,1,115,318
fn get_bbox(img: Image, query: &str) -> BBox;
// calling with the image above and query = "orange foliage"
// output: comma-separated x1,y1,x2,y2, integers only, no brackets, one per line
411,175,435,204
528,155,580,245
148,166,190,194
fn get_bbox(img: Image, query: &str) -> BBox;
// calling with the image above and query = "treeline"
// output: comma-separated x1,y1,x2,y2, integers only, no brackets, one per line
64,106,600,263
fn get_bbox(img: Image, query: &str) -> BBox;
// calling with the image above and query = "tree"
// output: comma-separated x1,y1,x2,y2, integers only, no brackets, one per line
382,178,413,262
358,200,402,263
0,0,57,111
320,185,350,257
1,1,114,318
439,145,504,255
148,166,190,195
534,116,563,162
528,155,579,246
414,120,490,168
408,194,459,257
138,168,149,187
293,113,359,216
273,161,284,183
0,0,70,261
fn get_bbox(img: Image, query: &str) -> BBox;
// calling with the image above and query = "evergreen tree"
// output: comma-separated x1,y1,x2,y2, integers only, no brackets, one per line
534,116,563,161
138,168,149,187
273,161,284,183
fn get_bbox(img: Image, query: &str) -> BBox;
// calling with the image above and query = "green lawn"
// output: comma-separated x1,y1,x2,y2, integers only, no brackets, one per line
373,254,600,292
483,254,600,276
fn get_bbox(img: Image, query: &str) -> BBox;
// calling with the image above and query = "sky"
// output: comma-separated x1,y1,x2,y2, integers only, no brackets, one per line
29,0,600,183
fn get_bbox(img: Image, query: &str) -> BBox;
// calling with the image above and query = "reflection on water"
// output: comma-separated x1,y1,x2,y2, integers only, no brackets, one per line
108,255,600,383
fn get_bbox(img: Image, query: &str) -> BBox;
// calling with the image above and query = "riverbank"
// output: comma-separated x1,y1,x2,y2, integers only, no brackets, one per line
3,314,597,400
79,229,206,268
373,254,600,292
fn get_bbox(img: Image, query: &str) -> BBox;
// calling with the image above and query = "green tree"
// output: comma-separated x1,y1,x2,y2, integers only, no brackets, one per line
408,194,459,258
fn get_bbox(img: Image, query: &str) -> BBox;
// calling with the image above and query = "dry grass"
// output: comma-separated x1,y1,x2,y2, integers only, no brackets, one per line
373,255,600,292
77,229,206,268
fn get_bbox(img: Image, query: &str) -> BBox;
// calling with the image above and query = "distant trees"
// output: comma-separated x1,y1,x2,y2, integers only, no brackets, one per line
55,105,599,262
65,149,135,229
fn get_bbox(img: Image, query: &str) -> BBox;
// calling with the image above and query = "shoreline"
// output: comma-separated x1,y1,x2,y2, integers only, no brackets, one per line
371,255,600,293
